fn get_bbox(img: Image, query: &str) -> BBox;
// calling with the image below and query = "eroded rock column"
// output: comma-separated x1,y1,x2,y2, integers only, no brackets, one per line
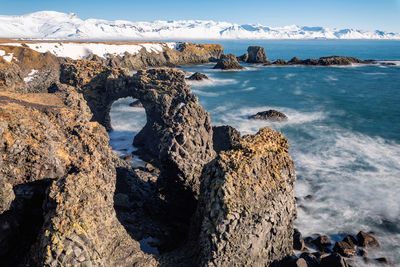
196,127,297,266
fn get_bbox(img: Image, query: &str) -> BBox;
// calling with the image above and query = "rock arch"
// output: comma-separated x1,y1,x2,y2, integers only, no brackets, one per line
60,62,215,197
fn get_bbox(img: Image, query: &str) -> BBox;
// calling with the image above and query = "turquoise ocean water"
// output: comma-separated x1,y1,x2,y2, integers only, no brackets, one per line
110,40,400,264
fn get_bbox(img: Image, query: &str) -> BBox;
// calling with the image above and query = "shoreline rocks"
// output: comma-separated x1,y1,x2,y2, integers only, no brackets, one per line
271,56,366,66
213,54,245,70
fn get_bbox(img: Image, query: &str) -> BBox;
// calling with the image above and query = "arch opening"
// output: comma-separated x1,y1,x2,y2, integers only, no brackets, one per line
109,96,147,167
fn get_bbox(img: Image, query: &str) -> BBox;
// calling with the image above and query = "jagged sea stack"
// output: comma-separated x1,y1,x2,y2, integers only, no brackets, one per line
196,127,297,266
247,46,270,64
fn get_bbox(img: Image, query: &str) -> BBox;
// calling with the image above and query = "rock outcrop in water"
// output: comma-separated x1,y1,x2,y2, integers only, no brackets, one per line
271,56,366,66
238,46,271,64
195,127,296,266
213,54,245,70
250,110,289,121
247,46,271,64
186,72,209,81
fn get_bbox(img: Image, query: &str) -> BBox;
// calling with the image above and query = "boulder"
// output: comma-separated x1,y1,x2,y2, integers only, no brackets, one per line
333,241,357,257
320,253,349,267
293,229,306,251
237,53,249,62
312,235,332,250
247,46,270,64
357,231,380,248
249,109,288,121
299,252,320,267
212,125,240,152
273,59,288,65
280,256,308,267
186,72,208,81
213,54,245,70
196,127,297,266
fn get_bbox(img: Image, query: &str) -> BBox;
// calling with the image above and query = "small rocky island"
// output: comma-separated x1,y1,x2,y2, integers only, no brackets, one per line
0,41,390,266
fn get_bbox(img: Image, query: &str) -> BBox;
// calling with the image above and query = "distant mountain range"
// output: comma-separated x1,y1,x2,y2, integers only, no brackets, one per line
0,11,399,40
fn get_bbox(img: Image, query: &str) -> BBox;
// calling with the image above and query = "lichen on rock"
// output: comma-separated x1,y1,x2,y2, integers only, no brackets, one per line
195,127,297,266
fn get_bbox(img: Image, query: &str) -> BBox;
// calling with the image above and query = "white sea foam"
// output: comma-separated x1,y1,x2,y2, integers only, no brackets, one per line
292,126,400,262
186,76,239,87
212,105,326,135
324,75,338,81
243,87,256,91
285,73,296,79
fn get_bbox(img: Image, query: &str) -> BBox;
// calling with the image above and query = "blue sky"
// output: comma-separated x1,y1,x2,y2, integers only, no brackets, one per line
0,0,399,32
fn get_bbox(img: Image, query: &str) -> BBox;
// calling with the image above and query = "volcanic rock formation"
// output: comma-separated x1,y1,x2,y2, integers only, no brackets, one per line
249,110,289,121
195,127,297,266
213,54,245,70
1,52,297,266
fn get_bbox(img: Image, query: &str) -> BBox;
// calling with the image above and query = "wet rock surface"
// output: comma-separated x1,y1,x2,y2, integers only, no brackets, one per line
249,109,289,121
186,72,208,81
213,54,245,70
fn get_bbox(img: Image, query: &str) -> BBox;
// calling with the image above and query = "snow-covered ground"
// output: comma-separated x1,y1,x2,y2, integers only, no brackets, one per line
0,49,15,62
1,42,178,60
0,11,399,40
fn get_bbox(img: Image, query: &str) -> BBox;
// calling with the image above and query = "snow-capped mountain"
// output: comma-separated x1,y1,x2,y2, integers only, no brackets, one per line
0,11,399,40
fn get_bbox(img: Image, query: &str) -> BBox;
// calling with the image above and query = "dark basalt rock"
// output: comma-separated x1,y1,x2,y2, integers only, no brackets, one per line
312,235,332,250
249,109,288,121
237,53,249,62
186,72,208,81
343,235,358,246
276,56,365,66
129,99,143,107
333,241,357,257
212,125,240,152
279,256,308,267
293,229,306,251
320,253,349,267
273,59,288,65
247,46,271,64
213,54,245,70
288,57,303,64
300,252,320,267
357,231,380,248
